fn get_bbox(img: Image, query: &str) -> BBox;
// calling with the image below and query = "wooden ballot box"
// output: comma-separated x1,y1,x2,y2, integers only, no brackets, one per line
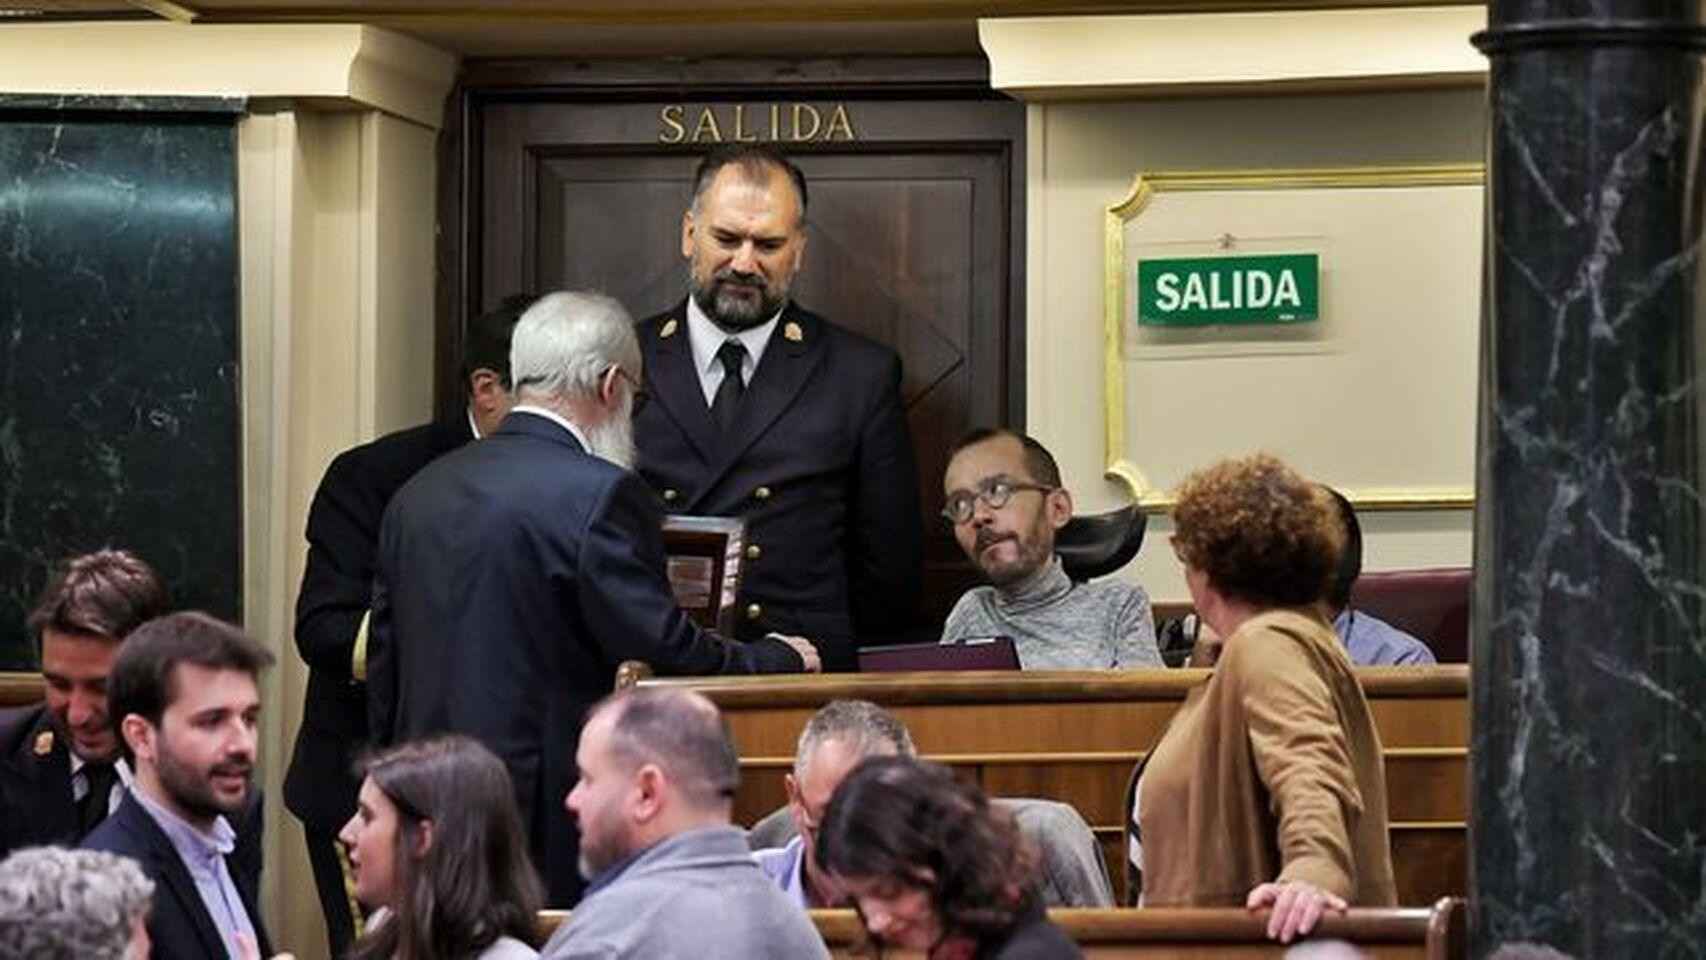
661,515,746,636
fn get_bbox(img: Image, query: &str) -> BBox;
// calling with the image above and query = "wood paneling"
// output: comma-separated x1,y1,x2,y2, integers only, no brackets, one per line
644,666,1470,905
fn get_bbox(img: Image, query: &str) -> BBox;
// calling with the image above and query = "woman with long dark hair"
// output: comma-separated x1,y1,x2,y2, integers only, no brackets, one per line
340,736,543,960
815,756,1081,959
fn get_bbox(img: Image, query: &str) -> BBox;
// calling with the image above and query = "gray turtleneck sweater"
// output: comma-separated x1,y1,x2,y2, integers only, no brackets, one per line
940,555,1163,669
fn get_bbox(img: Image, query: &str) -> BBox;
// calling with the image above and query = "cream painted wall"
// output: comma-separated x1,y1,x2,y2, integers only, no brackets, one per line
1025,89,1487,603
239,107,443,960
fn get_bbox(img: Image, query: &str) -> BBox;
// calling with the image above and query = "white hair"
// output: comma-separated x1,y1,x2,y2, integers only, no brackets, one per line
0,847,154,960
509,290,640,405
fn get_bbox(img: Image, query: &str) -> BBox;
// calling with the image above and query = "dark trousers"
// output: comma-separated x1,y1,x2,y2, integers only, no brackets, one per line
304,826,358,956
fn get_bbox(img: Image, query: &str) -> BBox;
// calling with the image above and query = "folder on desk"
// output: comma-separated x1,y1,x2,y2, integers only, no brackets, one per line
857,635,1020,672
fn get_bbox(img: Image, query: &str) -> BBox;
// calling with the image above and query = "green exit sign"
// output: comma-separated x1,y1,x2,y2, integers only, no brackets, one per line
1136,253,1320,327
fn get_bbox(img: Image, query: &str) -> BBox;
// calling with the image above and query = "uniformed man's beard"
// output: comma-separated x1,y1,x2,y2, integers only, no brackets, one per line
585,407,636,470
690,267,786,332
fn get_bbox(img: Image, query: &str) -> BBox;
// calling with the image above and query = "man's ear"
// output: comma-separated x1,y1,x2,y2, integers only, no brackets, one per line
468,369,505,410
632,765,665,823
681,210,697,259
1047,487,1074,530
120,714,154,764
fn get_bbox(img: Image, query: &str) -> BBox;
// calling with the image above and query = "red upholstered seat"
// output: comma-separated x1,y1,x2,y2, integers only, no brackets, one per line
1349,567,1471,663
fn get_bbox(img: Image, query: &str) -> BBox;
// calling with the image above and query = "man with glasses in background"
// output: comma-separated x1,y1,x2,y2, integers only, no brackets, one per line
939,428,1162,670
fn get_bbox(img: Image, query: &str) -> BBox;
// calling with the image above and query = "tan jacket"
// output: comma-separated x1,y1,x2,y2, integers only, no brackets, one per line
1136,608,1397,906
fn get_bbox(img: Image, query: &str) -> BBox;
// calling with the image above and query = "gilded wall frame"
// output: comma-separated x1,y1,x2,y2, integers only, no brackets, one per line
1102,164,1484,513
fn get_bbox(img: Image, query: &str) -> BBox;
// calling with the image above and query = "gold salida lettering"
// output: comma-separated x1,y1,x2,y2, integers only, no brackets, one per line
691,107,723,143
657,105,686,144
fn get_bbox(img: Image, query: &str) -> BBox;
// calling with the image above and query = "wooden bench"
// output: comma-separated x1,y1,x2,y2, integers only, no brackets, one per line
539,898,1466,958
637,666,1468,906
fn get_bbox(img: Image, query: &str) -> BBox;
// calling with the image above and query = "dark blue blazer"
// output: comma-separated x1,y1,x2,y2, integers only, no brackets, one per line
284,417,472,834
0,705,79,857
83,789,270,960
367,411,805,906
634,301,923,668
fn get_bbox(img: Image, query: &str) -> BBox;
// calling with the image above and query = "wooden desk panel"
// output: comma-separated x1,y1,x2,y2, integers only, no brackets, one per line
650,666,1471,907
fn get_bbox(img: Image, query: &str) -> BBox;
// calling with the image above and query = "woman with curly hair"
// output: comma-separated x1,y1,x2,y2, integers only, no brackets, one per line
1132,453,1396,942
815,755,1081,959
340,735,543,960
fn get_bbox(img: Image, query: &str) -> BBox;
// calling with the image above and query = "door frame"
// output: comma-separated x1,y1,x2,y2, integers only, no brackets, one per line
435,56,1026,433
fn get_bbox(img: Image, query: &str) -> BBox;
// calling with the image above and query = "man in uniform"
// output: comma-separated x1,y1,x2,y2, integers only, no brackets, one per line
634,145,922,670
0,549,167,857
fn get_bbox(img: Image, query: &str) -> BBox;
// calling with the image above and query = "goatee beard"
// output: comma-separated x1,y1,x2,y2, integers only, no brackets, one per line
690,271,784,332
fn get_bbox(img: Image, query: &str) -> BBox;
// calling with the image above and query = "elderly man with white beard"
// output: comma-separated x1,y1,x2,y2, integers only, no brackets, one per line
367,290,820,908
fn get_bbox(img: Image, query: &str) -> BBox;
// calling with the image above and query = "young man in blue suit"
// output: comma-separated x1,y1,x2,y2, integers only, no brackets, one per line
368,290,820,908
84,611,275,960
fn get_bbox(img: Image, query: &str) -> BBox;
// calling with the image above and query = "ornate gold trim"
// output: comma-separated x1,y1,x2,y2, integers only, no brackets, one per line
127,0,201,22
1102,164,1484,512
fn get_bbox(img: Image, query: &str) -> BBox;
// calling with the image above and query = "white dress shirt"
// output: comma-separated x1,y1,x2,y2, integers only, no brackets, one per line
685,296,782,406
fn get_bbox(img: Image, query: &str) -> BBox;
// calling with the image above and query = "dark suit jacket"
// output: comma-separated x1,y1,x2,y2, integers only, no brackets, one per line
284,418,472,833
634,301,923,667
0,705,79,856
367,411,806,906
83,789,271,960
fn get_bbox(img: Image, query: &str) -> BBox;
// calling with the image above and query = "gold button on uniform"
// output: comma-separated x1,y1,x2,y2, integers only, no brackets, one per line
746,603,763,620
662,489,678,502
754,486,771,501
745,544,762,560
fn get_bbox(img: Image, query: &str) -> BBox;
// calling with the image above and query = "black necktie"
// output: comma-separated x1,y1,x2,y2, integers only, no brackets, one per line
79,762,116,837
710,340,748,433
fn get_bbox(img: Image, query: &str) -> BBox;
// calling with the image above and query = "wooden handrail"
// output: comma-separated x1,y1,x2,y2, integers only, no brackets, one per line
0,672,44,707
638,664,1468,706
539,901,1467,950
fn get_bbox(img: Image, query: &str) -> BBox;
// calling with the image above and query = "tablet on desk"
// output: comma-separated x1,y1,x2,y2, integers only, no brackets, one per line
857,636,1020,672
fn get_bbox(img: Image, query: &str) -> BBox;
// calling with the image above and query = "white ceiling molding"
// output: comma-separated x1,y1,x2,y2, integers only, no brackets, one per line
0,23,457,128
979,6,1487,100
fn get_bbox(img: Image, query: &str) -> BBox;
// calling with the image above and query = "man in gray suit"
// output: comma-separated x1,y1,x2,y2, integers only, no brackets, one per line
543,688,827,960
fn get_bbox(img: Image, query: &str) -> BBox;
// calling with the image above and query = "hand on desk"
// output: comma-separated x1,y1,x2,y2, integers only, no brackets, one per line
769,633,822,673
1247,879,1346,943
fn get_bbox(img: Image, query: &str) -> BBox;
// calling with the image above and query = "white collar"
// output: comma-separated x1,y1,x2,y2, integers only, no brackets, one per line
69,751,133,787
685,295,782,375
509,405,593,453
466,405,482,440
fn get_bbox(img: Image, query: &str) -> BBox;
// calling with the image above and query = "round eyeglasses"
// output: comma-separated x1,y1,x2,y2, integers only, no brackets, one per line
941,478,1055,525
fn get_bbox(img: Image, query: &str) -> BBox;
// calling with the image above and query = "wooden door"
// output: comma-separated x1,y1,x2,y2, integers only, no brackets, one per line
448,62,1024,628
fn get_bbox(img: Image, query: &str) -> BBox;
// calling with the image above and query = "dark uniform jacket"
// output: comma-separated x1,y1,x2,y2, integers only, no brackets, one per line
84,789,271,960
367,411,807,906
0,705,82,856
634,301,923,668
283,418,472,834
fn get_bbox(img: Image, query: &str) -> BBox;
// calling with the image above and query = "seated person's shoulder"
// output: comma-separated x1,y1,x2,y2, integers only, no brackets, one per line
1345,609,1437,666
